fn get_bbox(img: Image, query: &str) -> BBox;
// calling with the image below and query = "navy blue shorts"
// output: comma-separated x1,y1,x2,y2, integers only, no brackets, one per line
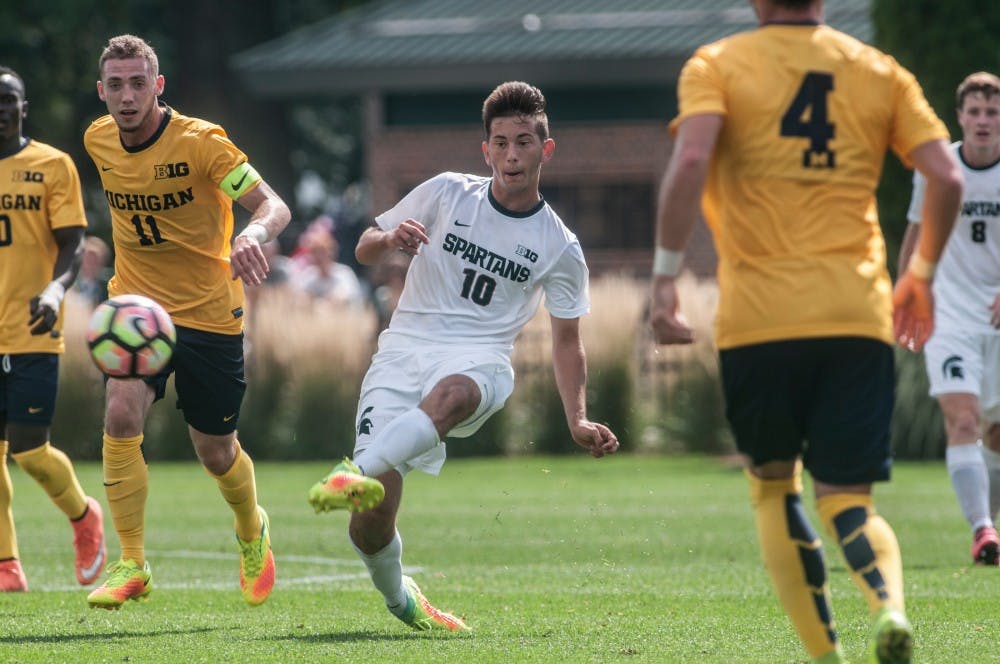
143,325,246,436
719,336,894,485
0,353,59,426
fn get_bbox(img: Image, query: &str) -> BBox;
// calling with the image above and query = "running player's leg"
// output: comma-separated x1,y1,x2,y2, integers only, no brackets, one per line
5,354,105,587
721,340,842,662
985,423,1000,524
926,333,996,563
809,338,910,663
176,326,274,605
88,376,156,608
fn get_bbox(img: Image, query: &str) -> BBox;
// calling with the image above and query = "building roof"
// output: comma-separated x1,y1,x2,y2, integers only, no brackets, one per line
232,0,872,97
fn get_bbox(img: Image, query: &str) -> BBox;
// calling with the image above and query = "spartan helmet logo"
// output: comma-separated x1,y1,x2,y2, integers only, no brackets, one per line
357,406,375,436
942,355,964,380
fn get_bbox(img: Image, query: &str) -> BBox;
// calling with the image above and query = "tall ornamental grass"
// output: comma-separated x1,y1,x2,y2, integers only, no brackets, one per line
52,275,943,461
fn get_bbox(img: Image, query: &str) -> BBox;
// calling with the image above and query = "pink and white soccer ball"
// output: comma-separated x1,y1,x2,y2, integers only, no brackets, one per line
86,294,176,378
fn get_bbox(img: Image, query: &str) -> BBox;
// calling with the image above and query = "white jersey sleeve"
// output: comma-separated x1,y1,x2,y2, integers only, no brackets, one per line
374,173,589,352
908,142,1000,334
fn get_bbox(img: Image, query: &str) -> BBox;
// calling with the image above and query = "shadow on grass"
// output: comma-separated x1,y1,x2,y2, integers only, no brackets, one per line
0,626,223,644
264,630,474,644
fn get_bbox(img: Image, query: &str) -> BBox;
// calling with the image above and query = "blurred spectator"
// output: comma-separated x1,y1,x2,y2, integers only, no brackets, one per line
259,240,291,287
293,226,365,308
71,235,111,307
244,240,292,321
290,214,335,273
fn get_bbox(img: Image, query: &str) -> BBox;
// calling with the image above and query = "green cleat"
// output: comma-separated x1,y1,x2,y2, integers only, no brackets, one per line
394,575,469,632
308,458,385,514
87,559,152,610
238,506,275,606
869,606,912,664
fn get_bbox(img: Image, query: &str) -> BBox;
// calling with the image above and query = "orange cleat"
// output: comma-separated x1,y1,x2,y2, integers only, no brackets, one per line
0,559,27,592
72,496,107,585
238,506,275,606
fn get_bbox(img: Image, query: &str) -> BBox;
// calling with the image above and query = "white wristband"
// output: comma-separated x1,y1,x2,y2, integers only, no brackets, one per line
237,223,269,245
38,280,66,310
652,247,684,277
907,253,936,280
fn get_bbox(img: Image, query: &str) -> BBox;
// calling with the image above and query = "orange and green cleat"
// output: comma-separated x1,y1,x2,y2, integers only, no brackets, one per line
869,606,912,664
87,559,152,609
238,506,275,606
308,458,385,514
72,496,107,586
395,575,469,632
971,525,999,566
0,558,27,592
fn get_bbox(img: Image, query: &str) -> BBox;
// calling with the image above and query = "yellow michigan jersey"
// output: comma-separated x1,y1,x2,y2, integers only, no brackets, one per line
0,140,87,354
84,106,261,334
672,24,949,349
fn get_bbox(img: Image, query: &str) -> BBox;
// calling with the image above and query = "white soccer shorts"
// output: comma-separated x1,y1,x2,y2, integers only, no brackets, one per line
353,345,515,475
924,329,1000,421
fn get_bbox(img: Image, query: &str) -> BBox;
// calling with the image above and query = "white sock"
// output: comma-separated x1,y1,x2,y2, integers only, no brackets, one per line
947,442,993,532
354,408,439,478
352,530,408,613
981,444,1000,522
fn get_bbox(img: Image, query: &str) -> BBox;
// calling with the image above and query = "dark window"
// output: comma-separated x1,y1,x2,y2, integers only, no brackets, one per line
542,181,654,250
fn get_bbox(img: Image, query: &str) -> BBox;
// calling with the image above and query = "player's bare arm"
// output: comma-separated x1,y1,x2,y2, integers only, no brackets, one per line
231,181,291,286
550,314,620,458
355,218,429,265
649,113,722,346
28,226,85,335
893,138,963,351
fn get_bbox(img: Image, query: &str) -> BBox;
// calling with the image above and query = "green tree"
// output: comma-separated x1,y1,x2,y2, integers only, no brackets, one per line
0,0,371,241
873,0,1000,271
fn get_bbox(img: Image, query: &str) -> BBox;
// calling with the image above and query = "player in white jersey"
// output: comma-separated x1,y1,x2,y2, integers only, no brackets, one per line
900,71,1000,565
307,81,620,631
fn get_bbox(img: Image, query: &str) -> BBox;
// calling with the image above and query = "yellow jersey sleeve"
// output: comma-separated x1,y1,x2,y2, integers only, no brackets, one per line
670,46,727,135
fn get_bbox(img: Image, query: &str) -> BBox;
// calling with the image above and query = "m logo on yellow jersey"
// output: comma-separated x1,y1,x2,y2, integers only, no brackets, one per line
154,162,190,180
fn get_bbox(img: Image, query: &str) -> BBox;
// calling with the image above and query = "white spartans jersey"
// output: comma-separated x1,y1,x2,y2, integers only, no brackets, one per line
375,172,590,353
908,142,1000,334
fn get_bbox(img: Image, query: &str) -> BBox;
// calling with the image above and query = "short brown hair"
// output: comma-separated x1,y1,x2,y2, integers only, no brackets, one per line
99,34,159,78
482,81,549,140
956,71,1000,109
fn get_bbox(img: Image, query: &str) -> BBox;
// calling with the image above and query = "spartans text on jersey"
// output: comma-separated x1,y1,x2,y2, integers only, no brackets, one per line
442,232,531,283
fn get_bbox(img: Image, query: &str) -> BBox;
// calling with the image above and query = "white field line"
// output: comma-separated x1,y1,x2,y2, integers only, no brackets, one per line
31,548,422,592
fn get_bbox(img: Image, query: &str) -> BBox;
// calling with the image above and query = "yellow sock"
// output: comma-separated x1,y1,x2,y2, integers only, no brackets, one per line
748,471,840,660
12,442,87,520
817,493,904,614
103,433,148,565
210,442,260,541
0,441,18,560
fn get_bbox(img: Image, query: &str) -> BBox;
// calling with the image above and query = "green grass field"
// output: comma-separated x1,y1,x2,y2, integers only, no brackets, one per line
1,455,996,663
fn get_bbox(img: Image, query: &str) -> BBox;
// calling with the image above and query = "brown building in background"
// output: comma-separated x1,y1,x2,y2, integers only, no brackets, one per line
232,0,872,277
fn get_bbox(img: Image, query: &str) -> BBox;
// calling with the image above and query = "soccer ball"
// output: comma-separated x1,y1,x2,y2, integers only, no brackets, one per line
86,294,176,378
